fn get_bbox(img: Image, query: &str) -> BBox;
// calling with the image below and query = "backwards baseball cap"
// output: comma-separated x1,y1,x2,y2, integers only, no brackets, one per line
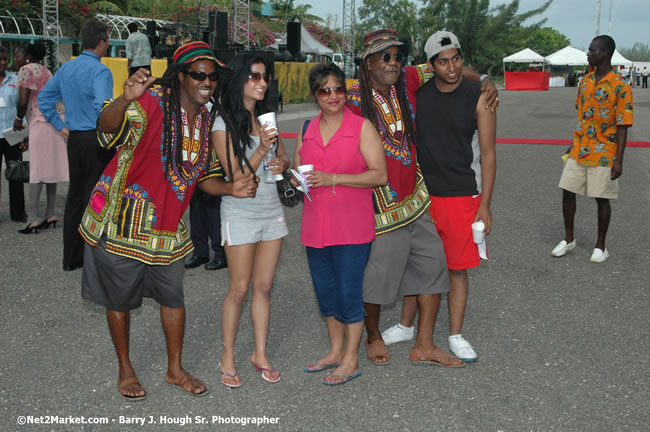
173,41,227,68
424,31,461,60
359,29,404,59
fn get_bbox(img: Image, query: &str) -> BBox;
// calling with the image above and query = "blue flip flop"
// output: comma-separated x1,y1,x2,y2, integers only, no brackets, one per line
304,361,341,373
322,370,362,386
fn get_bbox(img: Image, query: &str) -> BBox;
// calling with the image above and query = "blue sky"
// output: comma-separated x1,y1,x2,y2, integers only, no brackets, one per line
297,0,649,50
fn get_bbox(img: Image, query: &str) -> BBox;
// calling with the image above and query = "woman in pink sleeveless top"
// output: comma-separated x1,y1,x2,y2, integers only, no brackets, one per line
292,63,386,386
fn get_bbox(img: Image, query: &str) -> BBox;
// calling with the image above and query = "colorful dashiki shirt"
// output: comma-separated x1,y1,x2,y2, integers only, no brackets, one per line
79,88,222,265
570,70,633,167
346,64,433,236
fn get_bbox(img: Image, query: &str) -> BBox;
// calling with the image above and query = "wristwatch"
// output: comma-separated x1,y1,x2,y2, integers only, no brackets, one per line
480,74,489,84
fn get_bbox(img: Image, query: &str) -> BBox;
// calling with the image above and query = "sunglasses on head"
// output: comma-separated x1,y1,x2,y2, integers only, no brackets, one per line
317,86,346,97
248,72,271,83
187,71,219,82
378,51,406,63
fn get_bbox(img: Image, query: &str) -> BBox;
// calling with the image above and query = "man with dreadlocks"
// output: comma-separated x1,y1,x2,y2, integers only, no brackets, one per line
346,29,498,367
79,42,257,400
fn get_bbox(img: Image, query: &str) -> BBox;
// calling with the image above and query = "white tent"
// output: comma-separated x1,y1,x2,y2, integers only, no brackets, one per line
546,46,633,67
611,49,633,66
503,48,547,75
545,46,588,66
270,25,333,57
299,26,333,56
503,48,546,64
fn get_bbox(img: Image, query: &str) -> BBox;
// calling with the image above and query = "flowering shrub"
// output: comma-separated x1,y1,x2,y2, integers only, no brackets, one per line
305,24,342,51
248,15,276,47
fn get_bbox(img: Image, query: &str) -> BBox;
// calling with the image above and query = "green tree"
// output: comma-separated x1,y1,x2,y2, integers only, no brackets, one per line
268,0,322,24
428,0,553,72
619,42,650,61
357,0,421,57
521,26,570,56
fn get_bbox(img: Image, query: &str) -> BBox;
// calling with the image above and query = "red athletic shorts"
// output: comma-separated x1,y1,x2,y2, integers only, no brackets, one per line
429,195,484,270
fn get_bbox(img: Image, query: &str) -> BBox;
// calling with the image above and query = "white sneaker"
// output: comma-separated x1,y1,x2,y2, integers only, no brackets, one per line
590,248,609,263
551,239,576,257
448,334,477,362
381,323,415,345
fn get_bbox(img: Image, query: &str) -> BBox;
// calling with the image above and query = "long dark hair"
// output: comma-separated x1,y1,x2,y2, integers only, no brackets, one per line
357,57,416,149
220,52,272,180
157,62,228,176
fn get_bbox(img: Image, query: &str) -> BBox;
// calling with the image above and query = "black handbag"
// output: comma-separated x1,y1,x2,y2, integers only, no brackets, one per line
5,157,30,183
276,170,303,207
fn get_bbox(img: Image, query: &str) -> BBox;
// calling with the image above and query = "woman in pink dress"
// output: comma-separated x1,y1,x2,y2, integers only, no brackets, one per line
13,43,68,234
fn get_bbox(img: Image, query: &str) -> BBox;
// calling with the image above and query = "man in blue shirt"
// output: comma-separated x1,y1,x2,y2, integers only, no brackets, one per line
0,45,26,222
38,21,114,271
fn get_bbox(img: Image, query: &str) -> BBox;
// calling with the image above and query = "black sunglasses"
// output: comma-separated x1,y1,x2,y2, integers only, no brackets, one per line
379,52,406,63
317,86,346,97
187,71,219,82
248,72,271,83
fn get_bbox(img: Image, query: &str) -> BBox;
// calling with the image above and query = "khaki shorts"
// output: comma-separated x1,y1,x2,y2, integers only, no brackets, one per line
362,215,450,305
559,158,619,199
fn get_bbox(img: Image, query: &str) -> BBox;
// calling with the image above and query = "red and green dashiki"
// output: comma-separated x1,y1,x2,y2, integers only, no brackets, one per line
79,88,222,265
346,64,433,236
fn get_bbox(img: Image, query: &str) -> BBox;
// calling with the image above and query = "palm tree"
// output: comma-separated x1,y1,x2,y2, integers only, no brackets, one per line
268,0,322,24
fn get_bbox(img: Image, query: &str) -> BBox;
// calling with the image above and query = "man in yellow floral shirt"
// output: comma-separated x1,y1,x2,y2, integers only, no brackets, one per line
552,35,633,263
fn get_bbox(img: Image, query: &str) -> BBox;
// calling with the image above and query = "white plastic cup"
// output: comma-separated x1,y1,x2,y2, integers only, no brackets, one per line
297,164,314,175
257,112,278,135
296,164,314,192
471,220,485,244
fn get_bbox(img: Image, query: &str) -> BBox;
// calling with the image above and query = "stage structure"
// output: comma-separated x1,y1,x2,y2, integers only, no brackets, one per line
42,0,60,69
232,0,250,49
341,0,355,77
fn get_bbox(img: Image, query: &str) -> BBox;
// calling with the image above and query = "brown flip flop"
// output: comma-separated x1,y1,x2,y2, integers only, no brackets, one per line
117,376,146,401
366,339,391,365
409,347,465,368
165,373,209,397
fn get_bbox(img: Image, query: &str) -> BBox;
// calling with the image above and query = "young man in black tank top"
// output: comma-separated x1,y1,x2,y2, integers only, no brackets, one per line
415,31,497,362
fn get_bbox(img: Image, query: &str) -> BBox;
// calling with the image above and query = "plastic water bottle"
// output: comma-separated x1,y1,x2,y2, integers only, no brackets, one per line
262,144,277,184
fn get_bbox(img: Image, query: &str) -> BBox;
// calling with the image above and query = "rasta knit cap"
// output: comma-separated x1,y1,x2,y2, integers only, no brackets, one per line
173,41,227,68
359,29,404,59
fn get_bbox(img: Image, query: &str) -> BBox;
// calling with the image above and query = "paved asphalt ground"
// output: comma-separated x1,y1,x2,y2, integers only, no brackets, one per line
1,86,648,431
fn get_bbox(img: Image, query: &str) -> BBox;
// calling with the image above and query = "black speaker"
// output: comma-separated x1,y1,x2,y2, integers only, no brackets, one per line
266,79,279,113
287,22,301,55
208,11,217,32
292,51,307,62
215,48,237,66
155,44,176,62
216,12,228,49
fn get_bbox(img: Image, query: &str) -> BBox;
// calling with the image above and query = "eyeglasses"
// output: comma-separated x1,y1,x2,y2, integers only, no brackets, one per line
378,52,406,64
187,71,219,82
317,86,346,97
248,72,271,83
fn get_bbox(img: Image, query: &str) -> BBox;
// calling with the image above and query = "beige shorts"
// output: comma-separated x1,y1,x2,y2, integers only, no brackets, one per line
559,158,619,199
